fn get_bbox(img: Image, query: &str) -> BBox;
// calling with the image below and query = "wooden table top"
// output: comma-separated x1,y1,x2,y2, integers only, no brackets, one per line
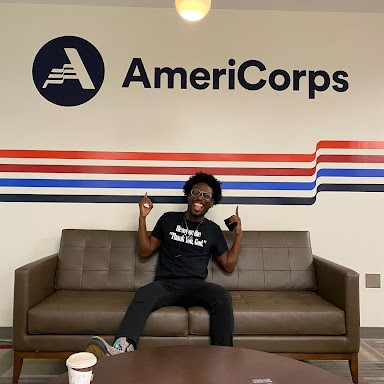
49,345,351,384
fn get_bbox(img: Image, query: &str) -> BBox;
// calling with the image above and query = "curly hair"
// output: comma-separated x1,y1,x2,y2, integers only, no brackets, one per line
183,172,222,205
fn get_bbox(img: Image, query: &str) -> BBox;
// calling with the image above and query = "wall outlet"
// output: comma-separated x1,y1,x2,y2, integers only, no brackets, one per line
365,274,381,288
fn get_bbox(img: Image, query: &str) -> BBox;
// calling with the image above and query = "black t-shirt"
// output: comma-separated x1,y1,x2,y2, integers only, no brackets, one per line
151,211,228,280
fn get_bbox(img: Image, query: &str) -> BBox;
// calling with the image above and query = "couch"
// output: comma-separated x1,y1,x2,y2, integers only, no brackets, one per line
13,229,360,384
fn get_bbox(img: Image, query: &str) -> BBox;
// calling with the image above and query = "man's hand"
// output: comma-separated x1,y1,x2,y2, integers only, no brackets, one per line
216,206,243,273
137,193,160,257
139,193,153,218
227,206,242,236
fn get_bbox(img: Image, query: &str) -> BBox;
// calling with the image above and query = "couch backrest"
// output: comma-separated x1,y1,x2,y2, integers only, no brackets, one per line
55,229,316,291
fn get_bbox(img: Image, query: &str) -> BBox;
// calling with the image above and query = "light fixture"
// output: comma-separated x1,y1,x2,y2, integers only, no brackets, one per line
175,0,212,22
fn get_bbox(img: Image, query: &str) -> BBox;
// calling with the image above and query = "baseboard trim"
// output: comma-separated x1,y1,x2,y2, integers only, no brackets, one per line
0,327,12,341
1,327,383,341
360,327,384,338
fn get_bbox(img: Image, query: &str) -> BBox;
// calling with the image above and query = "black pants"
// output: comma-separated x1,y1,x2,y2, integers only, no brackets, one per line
116,279,234,347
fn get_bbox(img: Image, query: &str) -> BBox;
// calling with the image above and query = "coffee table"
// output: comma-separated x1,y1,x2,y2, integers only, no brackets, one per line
48,345,351,384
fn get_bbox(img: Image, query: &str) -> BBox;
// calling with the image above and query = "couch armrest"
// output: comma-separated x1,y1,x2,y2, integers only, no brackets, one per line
313,255,360,345
13,254,58,350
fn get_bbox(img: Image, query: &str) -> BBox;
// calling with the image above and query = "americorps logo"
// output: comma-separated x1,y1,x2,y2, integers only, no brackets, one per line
32,35,349,104
32,36,104,106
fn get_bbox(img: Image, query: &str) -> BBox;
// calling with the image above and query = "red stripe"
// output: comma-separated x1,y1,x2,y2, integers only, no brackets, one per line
317,140,384,150
1,154,383,176
0,141,383,162
317,154,384,163
0,164,315,176
0,149,313,162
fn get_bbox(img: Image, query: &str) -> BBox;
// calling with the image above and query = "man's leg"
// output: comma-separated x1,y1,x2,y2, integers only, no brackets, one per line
116,280,178,347
181,280,234,346
86,280,177,357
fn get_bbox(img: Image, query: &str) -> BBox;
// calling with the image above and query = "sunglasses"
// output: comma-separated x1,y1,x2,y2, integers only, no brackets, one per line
190,189,212,200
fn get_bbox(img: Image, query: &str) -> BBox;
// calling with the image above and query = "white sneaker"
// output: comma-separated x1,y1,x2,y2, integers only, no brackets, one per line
113,337,135,352
85,336,125,358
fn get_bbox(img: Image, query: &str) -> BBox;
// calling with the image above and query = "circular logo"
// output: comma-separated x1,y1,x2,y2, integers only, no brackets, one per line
32,36,104,106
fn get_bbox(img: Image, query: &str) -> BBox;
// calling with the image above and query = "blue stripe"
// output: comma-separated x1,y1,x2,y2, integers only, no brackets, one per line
0,179,184,189
0,168,383,191
317,169,384,177
0,178,317,190
0,178,332,190
222,181,316,190
1,184,383,204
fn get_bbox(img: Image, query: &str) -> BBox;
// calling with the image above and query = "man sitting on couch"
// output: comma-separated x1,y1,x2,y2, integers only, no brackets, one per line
86,172,242,357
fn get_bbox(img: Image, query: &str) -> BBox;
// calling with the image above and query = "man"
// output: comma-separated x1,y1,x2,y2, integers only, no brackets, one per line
86,172,242,357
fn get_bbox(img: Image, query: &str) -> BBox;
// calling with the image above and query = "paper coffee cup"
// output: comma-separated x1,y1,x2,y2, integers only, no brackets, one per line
66,352,97,384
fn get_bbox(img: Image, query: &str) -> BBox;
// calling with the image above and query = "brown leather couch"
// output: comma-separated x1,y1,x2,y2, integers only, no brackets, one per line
13,229,360,384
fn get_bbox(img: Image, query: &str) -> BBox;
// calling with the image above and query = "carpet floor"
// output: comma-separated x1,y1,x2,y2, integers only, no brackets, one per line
1,339,383,384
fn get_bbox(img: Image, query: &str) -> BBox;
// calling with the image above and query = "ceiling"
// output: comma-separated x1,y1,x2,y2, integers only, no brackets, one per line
2,0,384,13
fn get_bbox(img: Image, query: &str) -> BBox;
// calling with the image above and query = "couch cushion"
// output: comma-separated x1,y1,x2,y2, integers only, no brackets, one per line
56,229,316,292
56,230,142,290
28,290,345,338
188,291,346,336
28,290,189,337
207,231,316,291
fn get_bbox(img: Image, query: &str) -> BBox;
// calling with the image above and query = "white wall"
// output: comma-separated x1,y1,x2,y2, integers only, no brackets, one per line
0,4,383,326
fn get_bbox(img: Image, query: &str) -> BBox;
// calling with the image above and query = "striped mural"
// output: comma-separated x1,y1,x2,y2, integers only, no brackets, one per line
0,140,383,205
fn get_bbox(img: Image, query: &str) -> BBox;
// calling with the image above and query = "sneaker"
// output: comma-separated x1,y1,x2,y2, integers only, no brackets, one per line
113,337,135,353
85,336,123,358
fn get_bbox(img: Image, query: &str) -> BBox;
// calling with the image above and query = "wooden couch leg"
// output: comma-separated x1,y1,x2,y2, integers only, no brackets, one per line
13,352,23,384
349,353,358,384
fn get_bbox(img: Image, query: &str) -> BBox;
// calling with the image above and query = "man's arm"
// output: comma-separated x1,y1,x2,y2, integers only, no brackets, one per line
215,206,243,273
138,193,162,257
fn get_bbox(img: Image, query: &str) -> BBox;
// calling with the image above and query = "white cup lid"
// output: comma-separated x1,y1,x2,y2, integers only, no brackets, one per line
66,352,97,369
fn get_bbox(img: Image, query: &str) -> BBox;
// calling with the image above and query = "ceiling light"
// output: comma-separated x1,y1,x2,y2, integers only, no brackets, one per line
175,0,212,22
